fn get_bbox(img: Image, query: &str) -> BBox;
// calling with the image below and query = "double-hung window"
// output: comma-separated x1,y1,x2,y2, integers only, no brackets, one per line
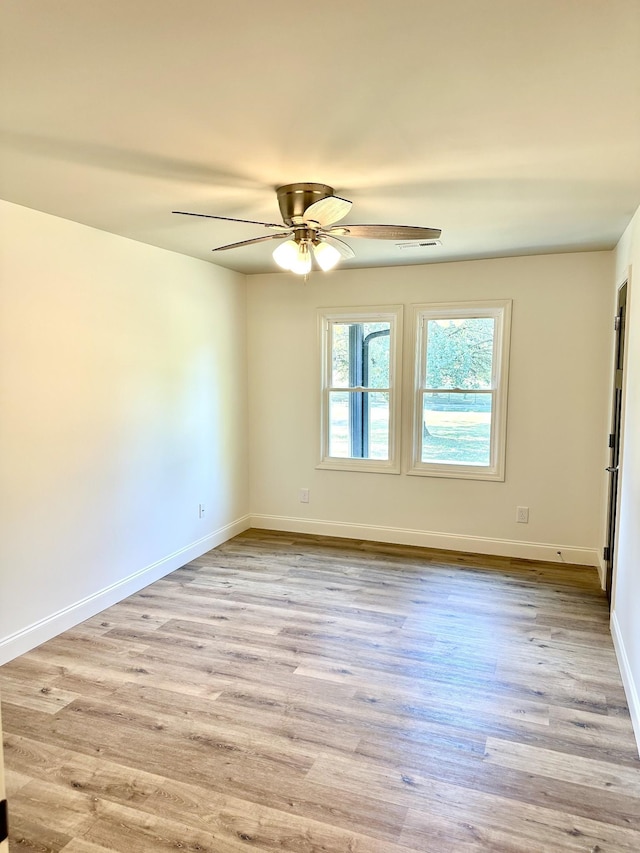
409,300,511,480
318,306,402,473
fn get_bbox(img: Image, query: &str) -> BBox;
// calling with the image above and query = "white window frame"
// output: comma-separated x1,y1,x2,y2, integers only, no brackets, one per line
318,305,403,474
408,300,511,481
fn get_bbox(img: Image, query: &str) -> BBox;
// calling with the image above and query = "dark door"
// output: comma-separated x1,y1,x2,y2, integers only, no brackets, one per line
604,281,627,602
0,699,7,851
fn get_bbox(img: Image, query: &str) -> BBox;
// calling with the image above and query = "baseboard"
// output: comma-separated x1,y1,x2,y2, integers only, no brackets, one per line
611,610,640,757
249,514,600,567
0,515,251,665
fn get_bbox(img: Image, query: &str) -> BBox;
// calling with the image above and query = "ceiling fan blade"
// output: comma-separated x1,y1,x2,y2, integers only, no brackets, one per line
173,210,285,229
322,234,356,259
332,224,442,240
303,195,352,227
212,233,292,252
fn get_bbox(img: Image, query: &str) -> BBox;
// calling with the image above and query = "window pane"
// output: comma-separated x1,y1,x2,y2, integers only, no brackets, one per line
329,391,389,459
331,324,351,387
365,327,390,389
328,391,350,457
421,392,492,465
366,391,390,459
425,317,495,390
331,322,390,389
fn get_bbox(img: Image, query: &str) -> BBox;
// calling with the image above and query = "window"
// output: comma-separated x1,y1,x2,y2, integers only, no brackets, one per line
318,306,403,473
409,300,511,480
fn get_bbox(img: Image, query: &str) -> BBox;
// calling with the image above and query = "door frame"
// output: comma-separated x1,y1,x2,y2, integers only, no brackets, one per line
604,272,631,604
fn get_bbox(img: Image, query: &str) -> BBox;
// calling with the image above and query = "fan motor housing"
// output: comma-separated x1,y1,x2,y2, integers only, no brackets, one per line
276,183,334,225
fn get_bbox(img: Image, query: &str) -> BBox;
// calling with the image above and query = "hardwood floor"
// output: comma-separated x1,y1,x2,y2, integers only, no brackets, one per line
2,529,639,852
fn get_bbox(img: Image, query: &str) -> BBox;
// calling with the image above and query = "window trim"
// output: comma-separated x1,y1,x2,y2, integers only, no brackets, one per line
317,305,403,474
407,299,512,481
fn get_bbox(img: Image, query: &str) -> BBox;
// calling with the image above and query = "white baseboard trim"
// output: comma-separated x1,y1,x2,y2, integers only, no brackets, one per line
597,555,606,589
249,514,600,567
611,610,640,756
0,515,251,665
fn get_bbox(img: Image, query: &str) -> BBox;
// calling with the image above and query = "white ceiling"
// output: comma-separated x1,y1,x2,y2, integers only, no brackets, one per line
1,0,639,275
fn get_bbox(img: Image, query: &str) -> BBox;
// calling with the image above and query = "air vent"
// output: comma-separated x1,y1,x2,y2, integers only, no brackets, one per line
396,240,442,250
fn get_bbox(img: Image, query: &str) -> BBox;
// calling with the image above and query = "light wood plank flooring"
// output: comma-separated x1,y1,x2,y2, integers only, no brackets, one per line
2,529,639,852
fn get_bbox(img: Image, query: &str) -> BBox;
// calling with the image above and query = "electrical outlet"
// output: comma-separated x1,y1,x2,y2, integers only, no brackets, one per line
299,488,310,503
198,503,205,518
516,506,529,523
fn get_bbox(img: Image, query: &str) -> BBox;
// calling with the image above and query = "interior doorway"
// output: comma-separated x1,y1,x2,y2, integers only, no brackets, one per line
604,280,627,603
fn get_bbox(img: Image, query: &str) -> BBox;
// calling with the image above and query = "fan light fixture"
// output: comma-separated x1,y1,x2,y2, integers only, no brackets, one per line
312,240,341,272
273,238,340,274
272,238,312,275
272,239,299,270
172,182,442,276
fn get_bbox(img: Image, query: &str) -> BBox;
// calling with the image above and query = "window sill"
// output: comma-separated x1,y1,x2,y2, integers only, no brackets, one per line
407,465,505,482
317,458,401,474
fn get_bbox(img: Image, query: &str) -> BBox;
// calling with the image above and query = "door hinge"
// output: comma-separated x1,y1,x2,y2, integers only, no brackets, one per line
614,315,621,331
0,798,7,843
603,546,611,563
608,433,615,448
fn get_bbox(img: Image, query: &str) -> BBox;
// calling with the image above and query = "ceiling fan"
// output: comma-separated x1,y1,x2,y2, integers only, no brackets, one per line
173,182,441,275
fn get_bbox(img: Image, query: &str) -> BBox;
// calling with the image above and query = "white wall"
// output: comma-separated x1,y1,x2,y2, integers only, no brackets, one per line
247,251,613,565
611,204,640,750
0,201,250,663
